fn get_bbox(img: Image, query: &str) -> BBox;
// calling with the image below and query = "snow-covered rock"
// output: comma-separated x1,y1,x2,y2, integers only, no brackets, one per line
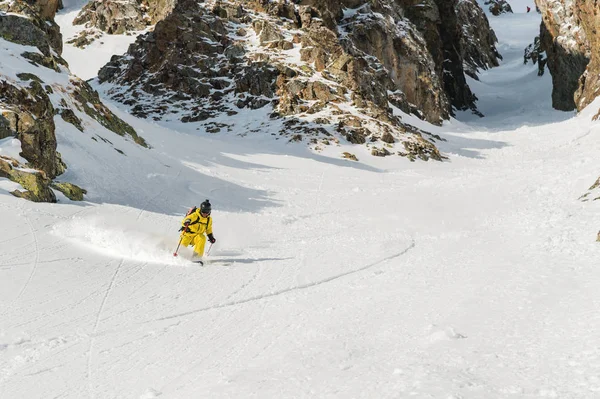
95,0,499,161
484,0,513,15
457,0,502,79
0,0,146,201
536,0,591,111
72,0,176,40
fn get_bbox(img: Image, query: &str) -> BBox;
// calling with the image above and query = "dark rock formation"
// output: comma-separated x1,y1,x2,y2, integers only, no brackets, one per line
485,0,513,16
456,0,502,80
432,0,479,114
524,36,547,76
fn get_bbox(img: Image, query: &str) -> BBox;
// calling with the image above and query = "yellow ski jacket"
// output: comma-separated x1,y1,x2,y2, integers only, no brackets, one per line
181,208,213,237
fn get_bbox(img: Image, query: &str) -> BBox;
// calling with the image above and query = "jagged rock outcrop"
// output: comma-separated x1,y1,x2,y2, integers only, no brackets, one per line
535,0,591,111
73,0,151,34
568,1,600,112
431,0,479,114
97,0,498,160
35,0,62,19
1,77,65,179
0,155,57,202
485,0,513,15
73,0,176,34
0,0,65,69
298,0,488,117
1,0,146,202
98,0,233,118
524,36,547,76
456,0,501,80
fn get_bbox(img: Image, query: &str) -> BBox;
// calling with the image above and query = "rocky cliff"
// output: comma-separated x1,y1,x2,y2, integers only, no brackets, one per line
1,0,146,202
535,0,591,111
567,1,600,112
485,0,513,16
73,0,176,35
457,0,501,80
96,0,500,161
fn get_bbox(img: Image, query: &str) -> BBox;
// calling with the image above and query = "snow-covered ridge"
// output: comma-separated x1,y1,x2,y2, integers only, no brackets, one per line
89,0,501,162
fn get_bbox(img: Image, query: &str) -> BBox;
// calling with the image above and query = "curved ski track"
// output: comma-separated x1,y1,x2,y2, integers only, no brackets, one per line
14,213,39,301
87,258,124,398
153,241,416,322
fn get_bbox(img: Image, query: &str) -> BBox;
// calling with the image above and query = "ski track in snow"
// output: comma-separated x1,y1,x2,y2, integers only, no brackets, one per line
87,258,125,399
13,212,39,302
82,163,185,394
153,241,415,322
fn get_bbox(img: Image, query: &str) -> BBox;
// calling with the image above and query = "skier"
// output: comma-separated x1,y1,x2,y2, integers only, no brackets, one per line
178,199,216,264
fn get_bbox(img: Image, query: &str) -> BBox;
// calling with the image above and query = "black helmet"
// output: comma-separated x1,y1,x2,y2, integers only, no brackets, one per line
200,199,211,214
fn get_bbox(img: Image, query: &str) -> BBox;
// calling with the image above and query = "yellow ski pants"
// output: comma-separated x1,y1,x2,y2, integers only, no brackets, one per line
181,233,207,256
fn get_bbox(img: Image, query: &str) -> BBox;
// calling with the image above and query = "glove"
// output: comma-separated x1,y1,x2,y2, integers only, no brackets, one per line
179,219,191,232
208,233,216,244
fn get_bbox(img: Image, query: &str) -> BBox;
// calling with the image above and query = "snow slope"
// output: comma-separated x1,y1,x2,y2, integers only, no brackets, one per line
55,0,147,80
2,7,600,399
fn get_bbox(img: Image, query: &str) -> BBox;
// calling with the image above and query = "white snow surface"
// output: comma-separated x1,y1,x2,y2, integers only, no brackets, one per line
2,8,600,399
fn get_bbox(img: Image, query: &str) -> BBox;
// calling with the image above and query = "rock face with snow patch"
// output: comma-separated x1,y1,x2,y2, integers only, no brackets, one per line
524,36,547,76
97,0,499,161
456,0,501,79
0,0,146,201
485,0,513,15
535,0,591,111
566,0,600,112
73,0,176,35
0,0,65,69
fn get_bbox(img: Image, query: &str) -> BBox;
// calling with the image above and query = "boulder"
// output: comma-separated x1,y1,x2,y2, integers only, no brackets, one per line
0,157,56,203
484,0,513,16
51,182,87,201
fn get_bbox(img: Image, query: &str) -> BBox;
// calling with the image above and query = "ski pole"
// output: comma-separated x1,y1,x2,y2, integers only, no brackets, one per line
174,222,190,257
206,243,213,256
173,236,183,257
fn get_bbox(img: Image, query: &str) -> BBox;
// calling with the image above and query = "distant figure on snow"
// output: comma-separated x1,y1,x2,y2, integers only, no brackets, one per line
178,199,216,264
527,6,531,13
